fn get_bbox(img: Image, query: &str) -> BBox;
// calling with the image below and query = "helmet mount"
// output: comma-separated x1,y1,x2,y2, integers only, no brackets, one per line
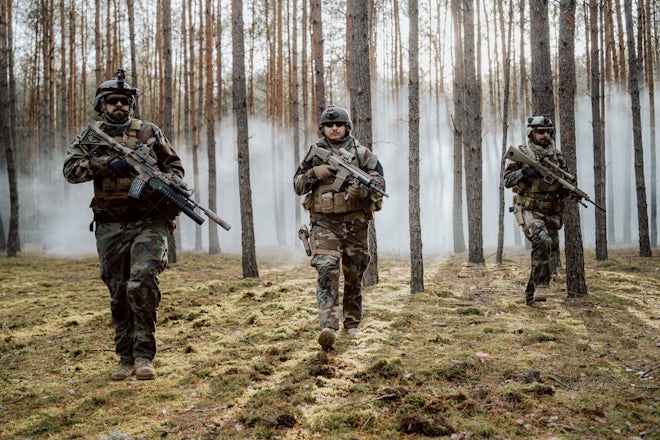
94,69,140,127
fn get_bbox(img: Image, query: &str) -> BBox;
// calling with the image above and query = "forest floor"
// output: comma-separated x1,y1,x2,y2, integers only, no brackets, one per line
0,249,658,440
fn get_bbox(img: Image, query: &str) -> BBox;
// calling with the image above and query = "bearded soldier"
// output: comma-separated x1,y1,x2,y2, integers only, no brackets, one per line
294,106,386,350
63,70,184,380
504,115,572,305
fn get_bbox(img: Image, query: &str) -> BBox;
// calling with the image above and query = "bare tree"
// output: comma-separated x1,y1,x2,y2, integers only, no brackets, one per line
347,0,380,286
590,0,608,260
232,0,259,277
161,0,179,263
127,0,140,117
462,0,484,264
205,0,221,254
530,0,554,118
0,0,19,256
641,0,657,248
451,0,466,254
408,0,423,292
310,0,325,122
559,0,588,296
623,0,652,257
496,0,513,264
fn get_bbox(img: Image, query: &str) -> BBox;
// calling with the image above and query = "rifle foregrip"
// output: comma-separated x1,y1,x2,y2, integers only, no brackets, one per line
157,184,206,225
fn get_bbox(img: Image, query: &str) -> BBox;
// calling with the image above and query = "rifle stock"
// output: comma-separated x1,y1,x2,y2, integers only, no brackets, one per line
79,124,232,230
505,146,605,212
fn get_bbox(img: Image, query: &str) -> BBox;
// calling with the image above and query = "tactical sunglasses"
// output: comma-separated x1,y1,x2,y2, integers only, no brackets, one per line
105,96,131,106
322,122,345,128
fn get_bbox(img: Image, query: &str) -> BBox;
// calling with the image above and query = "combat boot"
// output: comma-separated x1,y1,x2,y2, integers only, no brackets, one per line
318,328,336,350
111,363,134,381
134,357,156,380
534,286,548,303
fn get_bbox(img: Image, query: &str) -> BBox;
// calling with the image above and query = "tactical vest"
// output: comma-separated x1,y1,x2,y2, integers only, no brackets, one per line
512,141,566,215
304,143,379,218
90,120,163,222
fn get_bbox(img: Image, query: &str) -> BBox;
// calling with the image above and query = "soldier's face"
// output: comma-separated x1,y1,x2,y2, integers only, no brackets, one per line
105,95,130,122
322,122,347,142
532,129,552,147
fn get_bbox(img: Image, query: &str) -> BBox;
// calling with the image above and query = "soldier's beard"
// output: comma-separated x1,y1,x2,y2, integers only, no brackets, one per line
108,109,129,123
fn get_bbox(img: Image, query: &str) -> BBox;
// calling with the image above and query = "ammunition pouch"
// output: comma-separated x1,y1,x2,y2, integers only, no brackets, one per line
514,193,565,215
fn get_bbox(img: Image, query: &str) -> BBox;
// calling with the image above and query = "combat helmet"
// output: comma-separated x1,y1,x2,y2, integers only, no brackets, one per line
319,105,353,132
93,69,139,115
526,114,554,138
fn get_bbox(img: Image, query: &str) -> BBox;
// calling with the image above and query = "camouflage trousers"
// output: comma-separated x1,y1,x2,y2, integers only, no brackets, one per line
309,217,370,330
517,208,562,287
95,219,169,364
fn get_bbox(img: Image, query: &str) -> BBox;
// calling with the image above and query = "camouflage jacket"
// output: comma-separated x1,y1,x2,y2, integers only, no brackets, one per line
63,119,184,224
293,136,385,219
503,139,570,214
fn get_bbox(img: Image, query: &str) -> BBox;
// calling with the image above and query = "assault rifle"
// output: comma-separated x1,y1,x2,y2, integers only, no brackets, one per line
303,145,389,198
505,146,605,212
77,124,232,230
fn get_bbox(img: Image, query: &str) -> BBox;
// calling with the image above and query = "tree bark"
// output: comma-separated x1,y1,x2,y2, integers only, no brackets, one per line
0,0,20,256
232,0,259,277
530,0,555,118
451,0,466,254
347,0,379,286
496,0,513,265
590,0,608,260
408,0,424,293
205,0,221,254
559,0,588,296
623,0,652,257
310,0,325,122
462,0,484,264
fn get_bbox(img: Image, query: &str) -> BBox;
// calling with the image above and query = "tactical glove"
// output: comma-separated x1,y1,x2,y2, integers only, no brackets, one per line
347,181,364,199
108,157,138,178
522,165,539,177
312,164,336,180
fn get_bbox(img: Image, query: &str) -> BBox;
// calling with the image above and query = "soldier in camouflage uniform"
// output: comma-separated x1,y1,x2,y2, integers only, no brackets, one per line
294,106,385,350
503,115,571,305
63,71,184,380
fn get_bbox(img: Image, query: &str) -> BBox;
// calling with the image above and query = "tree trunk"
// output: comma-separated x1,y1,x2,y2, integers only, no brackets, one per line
310,0,325,122
205,0,221,254
623,0,652,257
451,0,466,254
408,0,423,293
530,0,554,118
496,0,513,265
292,0,301,229
642,0,657,248
161,0,178,263
462,0,484,264
590,0,608,260
189,0,202,251
347,0,379,286
232,0,259,278
127,0,140,118
0,0,20,256
559,0,588,296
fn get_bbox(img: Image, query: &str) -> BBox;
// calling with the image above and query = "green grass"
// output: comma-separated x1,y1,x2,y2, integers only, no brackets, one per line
0,249,658,439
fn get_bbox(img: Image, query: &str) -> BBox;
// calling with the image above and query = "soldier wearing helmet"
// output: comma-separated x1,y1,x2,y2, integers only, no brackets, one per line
293,105,386,350
63,69,186,381
503,115,571,305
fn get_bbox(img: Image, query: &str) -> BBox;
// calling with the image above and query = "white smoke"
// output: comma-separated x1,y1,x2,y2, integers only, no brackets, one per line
0,88,657,258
